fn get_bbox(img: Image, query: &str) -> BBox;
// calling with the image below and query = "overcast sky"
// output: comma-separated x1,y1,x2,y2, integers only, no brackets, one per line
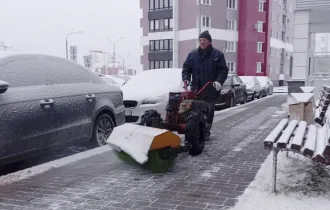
0,0,142,71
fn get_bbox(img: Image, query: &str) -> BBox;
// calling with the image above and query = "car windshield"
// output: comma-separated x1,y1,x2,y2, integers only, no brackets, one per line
123,69,182,93
256,77,268,86
240,76,255,85
103,77,117,85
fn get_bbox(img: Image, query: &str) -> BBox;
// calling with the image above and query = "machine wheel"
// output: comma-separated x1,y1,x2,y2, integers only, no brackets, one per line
185,111,206,156
140,110,162,127
92,113,115,146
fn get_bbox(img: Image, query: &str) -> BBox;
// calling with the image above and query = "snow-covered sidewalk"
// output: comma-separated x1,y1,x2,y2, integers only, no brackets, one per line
230,152,330,210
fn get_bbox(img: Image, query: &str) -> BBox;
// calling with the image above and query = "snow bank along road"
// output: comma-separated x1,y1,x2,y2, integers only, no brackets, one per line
0,94,287,210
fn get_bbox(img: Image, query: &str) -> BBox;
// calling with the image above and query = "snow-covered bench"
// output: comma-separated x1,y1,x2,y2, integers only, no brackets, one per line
314,86,330,126
263,118,330,193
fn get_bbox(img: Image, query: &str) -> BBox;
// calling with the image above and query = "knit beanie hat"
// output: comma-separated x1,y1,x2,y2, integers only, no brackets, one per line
199,30,212,42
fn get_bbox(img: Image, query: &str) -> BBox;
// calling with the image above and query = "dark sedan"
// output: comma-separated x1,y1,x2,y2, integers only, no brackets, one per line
0,54,125,166
215,74,247,110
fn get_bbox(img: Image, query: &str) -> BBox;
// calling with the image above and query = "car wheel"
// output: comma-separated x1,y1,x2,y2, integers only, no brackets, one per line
242,93,247,104
251,92,255,101
230,94,235,107
258,92,262,99
92,113,115,146
140,110,162,128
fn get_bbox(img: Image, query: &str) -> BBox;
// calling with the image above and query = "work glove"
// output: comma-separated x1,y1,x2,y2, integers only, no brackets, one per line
183,80,190,88
213,81,221,91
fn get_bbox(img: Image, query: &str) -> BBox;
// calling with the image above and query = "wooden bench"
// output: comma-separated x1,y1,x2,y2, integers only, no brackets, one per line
314,86,330,126
263,117,330,193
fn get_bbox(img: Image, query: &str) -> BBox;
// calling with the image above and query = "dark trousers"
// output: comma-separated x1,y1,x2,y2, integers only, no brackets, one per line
205,102,215,136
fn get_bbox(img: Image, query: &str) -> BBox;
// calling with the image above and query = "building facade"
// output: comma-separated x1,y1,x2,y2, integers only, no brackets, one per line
140,0,295,85
83,50,111,73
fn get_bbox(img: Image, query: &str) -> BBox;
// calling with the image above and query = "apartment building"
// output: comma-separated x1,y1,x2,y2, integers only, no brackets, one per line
140,0,294,85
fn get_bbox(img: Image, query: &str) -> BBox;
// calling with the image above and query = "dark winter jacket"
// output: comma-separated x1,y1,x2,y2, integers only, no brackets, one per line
182,45,229,102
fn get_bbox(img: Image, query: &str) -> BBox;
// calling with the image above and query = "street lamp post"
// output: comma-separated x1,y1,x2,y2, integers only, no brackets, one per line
66,31,83,59
106,37,123,67
118,54,130,75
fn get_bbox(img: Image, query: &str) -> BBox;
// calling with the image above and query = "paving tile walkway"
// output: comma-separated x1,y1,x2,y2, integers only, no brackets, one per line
0,95,287,210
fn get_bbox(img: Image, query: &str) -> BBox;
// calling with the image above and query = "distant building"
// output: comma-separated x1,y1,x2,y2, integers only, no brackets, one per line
70,46,78,62
0,42,5,51
83,55,92,69
83,50,111,73
126,68,136,75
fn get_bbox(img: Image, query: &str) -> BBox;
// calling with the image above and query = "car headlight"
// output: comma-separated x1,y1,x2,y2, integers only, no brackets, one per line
141,96,163,105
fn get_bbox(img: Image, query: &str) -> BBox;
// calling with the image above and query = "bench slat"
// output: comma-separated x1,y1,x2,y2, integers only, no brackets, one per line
312,127,327,164
290,121,307,151
277,120,298,148
263,119,289,149
302,125,317,157
322,119,330,161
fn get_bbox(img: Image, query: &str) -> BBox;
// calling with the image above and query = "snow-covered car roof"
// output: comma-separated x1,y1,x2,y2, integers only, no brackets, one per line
122,68,182,97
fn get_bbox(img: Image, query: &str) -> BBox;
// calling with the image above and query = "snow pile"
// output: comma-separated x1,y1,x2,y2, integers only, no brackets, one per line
230,152,330,210
0,146,111,185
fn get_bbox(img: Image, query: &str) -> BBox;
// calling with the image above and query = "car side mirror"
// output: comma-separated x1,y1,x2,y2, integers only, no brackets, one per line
233,83,240,87
0,80,9,94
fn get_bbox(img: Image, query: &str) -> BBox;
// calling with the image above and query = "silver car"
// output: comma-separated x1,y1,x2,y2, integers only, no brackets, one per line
0,54,125,166
256,76,274,95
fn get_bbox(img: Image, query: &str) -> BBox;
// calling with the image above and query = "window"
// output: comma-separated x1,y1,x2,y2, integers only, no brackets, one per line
201,16,211,27
227,0,237,9
227,19,237,31
257,42,263,53
256,62,262,73
149,0,173,11
227,62,236,72
149,39,173,52
226,41,237,52
281,31,285,41
149,18,173,32
149,60,173,69
197,0,211,5
257,21,264,32
258,0,265,12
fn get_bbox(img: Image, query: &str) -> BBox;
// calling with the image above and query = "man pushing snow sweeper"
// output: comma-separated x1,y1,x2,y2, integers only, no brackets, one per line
106,30,229,173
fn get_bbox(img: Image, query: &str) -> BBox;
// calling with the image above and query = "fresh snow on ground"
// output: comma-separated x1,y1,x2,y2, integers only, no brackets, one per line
230,152,330,210
0,145,112,185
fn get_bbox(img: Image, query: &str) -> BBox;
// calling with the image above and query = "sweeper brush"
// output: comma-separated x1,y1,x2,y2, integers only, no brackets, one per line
106,81,212,173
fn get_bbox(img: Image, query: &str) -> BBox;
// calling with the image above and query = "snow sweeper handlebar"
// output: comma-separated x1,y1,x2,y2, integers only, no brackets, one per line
183,80,213,96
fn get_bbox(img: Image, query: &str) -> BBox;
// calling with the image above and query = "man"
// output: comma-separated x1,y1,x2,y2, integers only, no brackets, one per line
182,30,229,140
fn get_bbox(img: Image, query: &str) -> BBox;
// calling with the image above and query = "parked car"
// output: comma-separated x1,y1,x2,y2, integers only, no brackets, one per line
256,76,274,95
216,74,247,109
239,76,264,100
122,68,184,124
0,54,125,166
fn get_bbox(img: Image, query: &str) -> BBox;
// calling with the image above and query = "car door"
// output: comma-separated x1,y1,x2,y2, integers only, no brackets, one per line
236,76,246,97
44,58,95,145
232,75,242,100
0,56,56,162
